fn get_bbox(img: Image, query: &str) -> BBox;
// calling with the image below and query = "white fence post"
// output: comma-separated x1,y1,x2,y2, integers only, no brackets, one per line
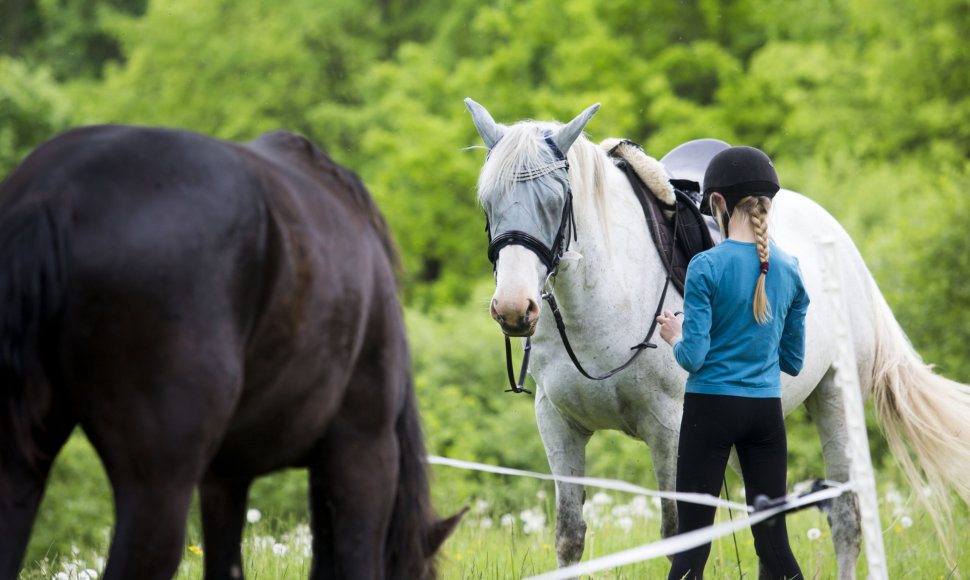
819,237,888,580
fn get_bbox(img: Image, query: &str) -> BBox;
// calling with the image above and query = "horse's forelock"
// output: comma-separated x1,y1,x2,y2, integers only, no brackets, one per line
476,122,559,203
475,123,615,245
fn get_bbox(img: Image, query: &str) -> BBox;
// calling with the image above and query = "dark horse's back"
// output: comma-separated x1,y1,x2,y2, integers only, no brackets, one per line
0,126,459,579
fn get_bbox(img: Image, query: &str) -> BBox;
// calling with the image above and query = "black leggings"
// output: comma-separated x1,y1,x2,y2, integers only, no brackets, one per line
667,393,802,580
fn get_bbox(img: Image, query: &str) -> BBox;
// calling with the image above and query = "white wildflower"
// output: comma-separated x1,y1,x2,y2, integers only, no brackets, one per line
884,487,903,506
272,543,289,556
629,496,654,519
520,509,546,534
500,513,515,527
807,527,822,540
591,492,613,505
611,504,630,518
246,508,262,523
900,516,913,529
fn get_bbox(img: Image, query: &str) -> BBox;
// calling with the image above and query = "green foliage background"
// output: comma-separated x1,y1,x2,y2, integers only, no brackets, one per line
3,0,970,569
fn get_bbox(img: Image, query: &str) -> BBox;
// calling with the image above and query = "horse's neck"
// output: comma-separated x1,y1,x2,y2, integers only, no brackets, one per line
555,155,670,322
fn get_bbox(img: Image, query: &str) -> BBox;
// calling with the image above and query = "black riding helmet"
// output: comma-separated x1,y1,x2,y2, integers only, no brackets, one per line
701,146,780,215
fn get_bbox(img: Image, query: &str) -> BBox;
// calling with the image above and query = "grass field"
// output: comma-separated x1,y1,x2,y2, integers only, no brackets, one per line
20,472,968,579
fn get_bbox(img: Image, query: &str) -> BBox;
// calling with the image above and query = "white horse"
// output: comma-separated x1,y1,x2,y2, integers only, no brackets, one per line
465,98,970,579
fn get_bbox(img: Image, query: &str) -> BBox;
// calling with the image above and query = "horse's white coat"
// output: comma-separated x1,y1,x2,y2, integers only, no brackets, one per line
470,102,970,579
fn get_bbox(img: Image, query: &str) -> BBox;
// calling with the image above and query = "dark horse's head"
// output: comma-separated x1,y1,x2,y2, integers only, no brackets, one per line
0,125,463,579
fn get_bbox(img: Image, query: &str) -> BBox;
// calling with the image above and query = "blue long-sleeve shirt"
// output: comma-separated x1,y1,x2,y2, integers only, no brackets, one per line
673,239,809,398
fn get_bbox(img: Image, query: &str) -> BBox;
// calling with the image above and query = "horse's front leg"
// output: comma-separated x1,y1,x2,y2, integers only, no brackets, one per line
307,416,397,580
535,390,592,568
632,385,683,547
643,417,680,542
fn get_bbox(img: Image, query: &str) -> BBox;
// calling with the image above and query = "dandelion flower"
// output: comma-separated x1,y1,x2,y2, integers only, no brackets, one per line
272,543,289,556
806,528,822,540
188,545,203,556
592,492,613,505
900,516,913,529
246,509,262,523
520,509,546,534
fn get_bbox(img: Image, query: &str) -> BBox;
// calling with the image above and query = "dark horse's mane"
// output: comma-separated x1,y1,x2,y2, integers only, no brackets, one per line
252,132,440,577
248,130,403,277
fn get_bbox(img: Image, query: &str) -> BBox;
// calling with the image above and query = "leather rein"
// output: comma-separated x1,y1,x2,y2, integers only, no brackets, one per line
494,169,681,394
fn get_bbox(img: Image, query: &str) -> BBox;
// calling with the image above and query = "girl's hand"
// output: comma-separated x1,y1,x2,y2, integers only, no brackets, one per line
656,309,682,346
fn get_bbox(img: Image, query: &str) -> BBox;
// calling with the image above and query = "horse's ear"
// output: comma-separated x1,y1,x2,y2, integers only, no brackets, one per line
425,506,468,556
465,98,505,149
552,103,601,154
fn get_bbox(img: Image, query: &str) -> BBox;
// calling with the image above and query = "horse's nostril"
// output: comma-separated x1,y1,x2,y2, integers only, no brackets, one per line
526,299,539,318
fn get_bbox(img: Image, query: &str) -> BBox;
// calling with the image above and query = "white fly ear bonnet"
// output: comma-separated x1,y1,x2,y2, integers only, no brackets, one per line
465,98,599,270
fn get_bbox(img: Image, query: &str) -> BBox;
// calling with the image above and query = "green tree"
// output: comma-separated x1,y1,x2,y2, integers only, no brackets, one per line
0,0,148,80
0,57,71,175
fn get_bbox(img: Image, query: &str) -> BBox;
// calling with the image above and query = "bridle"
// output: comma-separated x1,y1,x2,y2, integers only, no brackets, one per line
485,138,680,394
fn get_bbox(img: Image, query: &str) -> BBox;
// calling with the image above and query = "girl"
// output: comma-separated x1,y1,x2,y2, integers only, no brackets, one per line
657,146,809,580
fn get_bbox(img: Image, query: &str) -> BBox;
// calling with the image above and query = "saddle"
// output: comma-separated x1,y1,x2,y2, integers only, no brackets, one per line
602,139,717,295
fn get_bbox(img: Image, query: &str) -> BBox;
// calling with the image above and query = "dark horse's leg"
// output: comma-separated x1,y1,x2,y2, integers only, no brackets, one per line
307,352,402,580
308,418,399,580
0,386,76,578
72,337,243,580
199,476,252,580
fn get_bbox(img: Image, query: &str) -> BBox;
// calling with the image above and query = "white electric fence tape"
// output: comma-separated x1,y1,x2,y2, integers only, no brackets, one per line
427,455,854,579
427,455,751,512
524,483,853,580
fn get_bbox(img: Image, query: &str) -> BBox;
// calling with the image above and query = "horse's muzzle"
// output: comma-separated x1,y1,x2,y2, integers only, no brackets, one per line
491,297,539,337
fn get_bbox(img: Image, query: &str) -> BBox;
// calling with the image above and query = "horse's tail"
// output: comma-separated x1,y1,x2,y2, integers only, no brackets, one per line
868,275,970,561
0,204,65,470
385,374,465,579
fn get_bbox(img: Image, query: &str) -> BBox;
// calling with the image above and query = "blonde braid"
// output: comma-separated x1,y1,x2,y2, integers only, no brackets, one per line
745,196,773,324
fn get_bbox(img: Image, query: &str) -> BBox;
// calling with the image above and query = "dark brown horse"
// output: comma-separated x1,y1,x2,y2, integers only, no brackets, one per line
0,125,462,579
